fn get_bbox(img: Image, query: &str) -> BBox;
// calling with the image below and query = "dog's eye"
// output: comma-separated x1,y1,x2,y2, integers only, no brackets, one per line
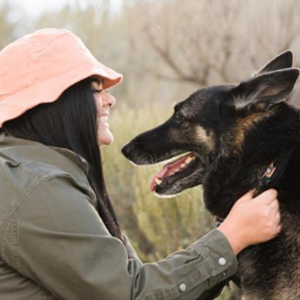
174,112,184,124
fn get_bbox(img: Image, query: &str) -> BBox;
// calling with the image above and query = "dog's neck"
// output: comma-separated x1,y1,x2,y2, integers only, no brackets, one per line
204,146,300,219
214,149,296,226
203,106,300,219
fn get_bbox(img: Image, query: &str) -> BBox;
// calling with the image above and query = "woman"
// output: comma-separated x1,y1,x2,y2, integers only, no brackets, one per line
0,28,281,300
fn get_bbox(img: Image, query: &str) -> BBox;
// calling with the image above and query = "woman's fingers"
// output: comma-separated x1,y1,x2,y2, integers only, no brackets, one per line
269,197,280,212
254,189,278,205
277,211,281,220
237,189,255,202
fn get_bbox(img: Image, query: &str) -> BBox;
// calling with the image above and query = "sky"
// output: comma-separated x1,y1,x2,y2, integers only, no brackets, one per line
3,0,124,17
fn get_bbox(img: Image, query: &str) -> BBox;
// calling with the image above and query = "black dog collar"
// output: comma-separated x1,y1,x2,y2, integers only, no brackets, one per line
253,148,295,197
215,147,296,227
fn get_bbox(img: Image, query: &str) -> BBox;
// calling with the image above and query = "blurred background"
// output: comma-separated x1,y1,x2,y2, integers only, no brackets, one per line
1,0,300,299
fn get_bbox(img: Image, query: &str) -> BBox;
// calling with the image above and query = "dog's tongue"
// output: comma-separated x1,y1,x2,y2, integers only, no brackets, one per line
150,154,191,191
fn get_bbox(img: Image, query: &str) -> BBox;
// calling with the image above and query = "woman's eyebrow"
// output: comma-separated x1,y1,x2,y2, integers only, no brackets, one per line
91,78,104,90
91,77,103,86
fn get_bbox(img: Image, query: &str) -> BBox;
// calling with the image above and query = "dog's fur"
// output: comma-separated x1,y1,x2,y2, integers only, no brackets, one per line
122,51,300,300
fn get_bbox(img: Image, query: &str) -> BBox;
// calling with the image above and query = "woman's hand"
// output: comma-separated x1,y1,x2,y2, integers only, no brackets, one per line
218,189,281,255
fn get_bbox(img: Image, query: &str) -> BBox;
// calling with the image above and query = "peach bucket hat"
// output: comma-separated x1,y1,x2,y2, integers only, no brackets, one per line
0,28,123,128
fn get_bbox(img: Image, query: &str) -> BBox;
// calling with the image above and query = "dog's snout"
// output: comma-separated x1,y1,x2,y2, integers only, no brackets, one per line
122,140,154,165
121,143,134,160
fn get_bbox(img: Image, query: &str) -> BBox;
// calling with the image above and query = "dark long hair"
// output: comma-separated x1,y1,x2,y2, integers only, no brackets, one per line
1,77,123,242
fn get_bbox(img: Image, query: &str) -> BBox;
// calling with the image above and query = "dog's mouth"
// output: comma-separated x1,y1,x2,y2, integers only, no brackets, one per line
150,152,200,192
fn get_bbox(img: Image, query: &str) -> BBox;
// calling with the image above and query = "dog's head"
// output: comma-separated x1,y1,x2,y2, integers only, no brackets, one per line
122,51,299,196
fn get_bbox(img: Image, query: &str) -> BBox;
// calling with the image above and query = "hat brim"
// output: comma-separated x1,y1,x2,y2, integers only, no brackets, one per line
0,61,123,127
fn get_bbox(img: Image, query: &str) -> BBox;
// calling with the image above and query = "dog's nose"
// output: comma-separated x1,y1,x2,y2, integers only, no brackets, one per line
121,143,134,160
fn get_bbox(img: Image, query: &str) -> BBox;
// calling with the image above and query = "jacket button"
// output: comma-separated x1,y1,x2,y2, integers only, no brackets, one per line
179,283,187,292
218,257,226,265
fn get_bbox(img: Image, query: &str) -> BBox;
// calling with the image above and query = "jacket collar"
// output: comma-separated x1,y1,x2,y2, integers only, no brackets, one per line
49,146,89,175
0,132,90,176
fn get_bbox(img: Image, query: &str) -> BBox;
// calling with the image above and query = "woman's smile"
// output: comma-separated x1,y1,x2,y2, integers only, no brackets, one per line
92,77,116,146
98,115,109,125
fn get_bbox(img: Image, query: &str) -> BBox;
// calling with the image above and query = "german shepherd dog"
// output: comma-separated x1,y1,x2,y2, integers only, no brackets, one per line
122,51,300,300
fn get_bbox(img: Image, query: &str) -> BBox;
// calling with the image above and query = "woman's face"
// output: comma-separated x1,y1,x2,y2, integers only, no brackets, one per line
92,78,116,146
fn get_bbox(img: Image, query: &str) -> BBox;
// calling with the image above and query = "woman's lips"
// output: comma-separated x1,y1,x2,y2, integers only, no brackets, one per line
98,116,108,122
97,114,110,128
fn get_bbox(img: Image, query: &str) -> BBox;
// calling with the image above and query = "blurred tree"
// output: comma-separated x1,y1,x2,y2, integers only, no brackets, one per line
126,0,300,106
0,1,15,50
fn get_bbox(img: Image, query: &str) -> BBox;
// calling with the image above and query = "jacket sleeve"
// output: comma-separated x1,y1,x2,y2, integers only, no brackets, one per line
1,175,238,300
122,234,228,300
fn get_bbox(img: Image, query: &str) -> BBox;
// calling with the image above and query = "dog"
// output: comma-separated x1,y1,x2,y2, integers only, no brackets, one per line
122,51,300,300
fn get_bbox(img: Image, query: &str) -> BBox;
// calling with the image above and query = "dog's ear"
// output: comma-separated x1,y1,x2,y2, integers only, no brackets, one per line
256,50,293,75
231,68,299,110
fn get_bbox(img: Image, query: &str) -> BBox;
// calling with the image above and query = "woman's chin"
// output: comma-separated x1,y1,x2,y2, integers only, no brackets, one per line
99,131,114,146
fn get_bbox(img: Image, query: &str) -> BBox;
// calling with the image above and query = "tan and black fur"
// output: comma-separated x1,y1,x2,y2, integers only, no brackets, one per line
122,51,300,300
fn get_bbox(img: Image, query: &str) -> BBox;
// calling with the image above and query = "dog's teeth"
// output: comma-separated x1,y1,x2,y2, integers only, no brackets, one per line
185,158,192,164
155,178,162,185
185,156,195,164
180,163,185,168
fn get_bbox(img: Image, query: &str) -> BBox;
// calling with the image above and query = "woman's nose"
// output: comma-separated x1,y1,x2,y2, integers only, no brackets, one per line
103,92,116,108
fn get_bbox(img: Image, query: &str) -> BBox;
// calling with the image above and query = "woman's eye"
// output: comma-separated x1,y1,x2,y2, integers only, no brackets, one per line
93,89,103,94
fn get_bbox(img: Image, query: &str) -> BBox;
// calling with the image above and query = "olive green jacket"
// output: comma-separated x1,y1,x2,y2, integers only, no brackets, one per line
0,132,238,300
